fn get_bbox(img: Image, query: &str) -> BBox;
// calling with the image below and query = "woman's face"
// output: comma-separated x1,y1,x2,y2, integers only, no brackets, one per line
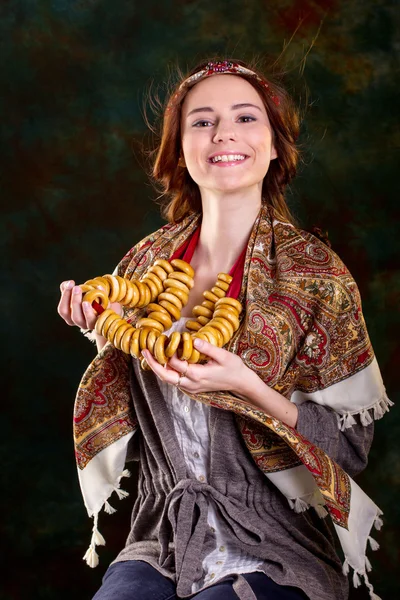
180,74,277,196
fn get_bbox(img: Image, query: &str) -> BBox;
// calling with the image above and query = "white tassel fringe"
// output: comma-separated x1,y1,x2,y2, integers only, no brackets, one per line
83,513,105,568
368,536,380,551
342,557,382,600
83,468,132,568
338,393,393,431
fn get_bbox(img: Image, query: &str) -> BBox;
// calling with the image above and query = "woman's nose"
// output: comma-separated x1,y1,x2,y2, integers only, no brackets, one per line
212,122,237,143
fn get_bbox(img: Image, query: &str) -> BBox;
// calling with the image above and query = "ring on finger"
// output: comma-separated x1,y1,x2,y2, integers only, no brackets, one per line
175,362,189,388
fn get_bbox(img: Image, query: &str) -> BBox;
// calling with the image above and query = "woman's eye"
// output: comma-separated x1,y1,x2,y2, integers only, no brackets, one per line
239,116,256,123
193,120,212,127
192,116,256,127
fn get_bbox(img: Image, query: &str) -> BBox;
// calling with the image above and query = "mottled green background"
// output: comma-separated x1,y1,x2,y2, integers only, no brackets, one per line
2,0,399,598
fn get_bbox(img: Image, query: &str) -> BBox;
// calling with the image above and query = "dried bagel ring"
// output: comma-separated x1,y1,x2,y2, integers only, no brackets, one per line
146,302,169,315
188,348,201,364
197,315,210,326
136,281,151,308
140,356,152,371
139,327,153,351
101,313,119,338
135,317,164,334
154,334,168,365
200,328,219,347
102,275,120,302
140,276,158,302
208,319,230,345
217,273,233,284
163,278,190,294
107,318,127,341
125,281,140,308
84,277,111,296
146,329,159,354
186,320,202,332
158,291,182,310
213,303,239,317
148,311,173,330
201,326,223,347
119,282,135,306
115,276,127,301
165,286,189,306
80,284,96,293
192,305,213,319
83,288,109,309
214,309,240,331
170,259,195,278
212,316,234,337
215,297,243,314
149,265,168,281
142,272,164,295
214,279,230,292
154,259,174,274
95,309,115,337
165,332,181,358
203,290,219,303
130,328,141,358
114,323,132,349
120,326,135,354
159,300,181,321
211,286,225,298
169,271,194,289
201,299,215,311
179,332,193,361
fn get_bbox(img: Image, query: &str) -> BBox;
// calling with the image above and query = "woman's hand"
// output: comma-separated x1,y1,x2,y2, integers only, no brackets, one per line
142,337,299,428
141,337,249,395
57,280,122,338
58,280,99,330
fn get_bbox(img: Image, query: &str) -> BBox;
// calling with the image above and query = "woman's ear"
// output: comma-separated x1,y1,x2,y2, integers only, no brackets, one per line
270,143,278,161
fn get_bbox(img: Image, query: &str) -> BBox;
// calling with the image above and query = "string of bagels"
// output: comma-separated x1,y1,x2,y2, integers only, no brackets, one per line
80,258,242,370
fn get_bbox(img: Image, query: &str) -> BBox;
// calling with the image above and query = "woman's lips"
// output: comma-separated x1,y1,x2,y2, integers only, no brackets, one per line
208,156,249,167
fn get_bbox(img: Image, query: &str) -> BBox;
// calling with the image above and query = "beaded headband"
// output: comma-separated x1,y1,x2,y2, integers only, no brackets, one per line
166,60,280,112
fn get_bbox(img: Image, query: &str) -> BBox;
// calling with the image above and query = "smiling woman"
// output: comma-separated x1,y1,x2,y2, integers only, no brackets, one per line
58,58,391,600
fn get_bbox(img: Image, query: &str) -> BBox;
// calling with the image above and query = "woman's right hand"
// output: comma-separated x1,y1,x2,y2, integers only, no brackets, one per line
57,280,122,331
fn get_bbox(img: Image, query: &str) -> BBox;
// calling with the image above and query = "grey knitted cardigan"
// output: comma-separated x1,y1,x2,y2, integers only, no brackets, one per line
111,358,374,600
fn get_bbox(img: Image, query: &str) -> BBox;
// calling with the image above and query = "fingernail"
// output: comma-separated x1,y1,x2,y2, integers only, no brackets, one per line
82,301,90,310
141,350,147,357
193,338,203,349
73,286,81,294
65,280,73,290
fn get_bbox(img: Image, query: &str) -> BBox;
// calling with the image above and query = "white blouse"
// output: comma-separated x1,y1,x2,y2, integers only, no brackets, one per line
157,317,264,593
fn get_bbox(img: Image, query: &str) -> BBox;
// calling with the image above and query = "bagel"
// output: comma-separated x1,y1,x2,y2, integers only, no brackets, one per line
165,331,181,358
153,259,174,274
168,271,195,289
163,278,190,294
170,258,195,278
154,334,168,365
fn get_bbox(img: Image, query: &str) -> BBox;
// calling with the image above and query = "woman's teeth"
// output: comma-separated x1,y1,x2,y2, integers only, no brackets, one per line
210,154,246,163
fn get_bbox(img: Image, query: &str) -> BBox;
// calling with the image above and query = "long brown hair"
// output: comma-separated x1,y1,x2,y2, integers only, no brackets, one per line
149,58,300,224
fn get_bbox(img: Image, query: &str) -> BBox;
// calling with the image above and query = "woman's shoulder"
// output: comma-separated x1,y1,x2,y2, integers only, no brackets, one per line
273,217,362,309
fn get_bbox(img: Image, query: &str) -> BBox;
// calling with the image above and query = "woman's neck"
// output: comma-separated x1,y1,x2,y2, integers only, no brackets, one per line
192,194,262,273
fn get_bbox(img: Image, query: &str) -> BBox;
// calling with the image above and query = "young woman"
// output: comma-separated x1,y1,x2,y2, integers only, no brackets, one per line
58,59,390,600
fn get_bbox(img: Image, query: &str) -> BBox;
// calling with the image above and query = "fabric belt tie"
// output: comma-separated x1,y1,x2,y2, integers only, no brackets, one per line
158,479,264,597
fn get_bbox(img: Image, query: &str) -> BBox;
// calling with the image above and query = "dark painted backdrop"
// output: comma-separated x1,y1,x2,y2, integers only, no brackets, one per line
2,0,399,598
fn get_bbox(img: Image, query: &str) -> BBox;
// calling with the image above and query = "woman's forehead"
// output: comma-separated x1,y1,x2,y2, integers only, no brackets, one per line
181,75,265,114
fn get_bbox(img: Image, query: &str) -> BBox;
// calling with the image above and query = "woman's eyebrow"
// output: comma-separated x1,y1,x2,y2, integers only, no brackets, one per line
186,103,263,117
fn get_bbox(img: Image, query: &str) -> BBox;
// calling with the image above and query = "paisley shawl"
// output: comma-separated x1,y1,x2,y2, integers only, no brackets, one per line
74,204,392,598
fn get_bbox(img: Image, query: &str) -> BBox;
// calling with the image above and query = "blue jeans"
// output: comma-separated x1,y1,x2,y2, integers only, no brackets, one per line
92,560,308,599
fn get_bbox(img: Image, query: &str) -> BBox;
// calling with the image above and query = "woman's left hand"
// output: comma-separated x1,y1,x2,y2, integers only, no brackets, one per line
141,337,249,395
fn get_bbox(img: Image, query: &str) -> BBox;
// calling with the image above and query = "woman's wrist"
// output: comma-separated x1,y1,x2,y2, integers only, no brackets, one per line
233,365,298,428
